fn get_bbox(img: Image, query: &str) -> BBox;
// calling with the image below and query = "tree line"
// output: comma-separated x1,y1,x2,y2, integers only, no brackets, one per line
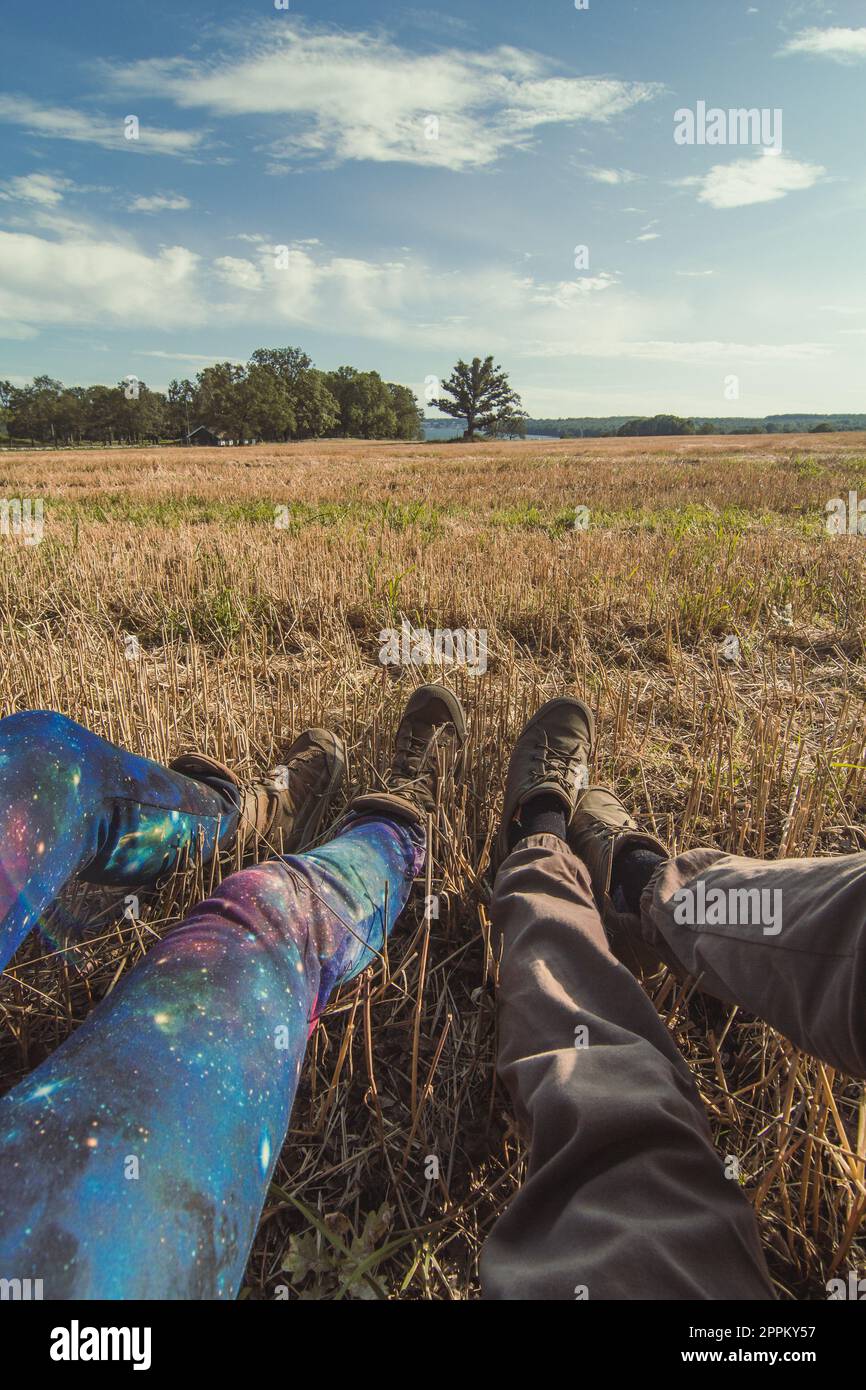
533,413,860,439
0,347,425,446
0,351,531,447
613,415,843,437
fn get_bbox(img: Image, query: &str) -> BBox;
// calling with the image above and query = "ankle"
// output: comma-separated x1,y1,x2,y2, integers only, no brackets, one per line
611,846,665,915
508,792,568,851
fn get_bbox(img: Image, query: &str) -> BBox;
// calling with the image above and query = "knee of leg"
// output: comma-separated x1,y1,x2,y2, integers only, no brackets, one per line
0,709,86,759
204,860,302,935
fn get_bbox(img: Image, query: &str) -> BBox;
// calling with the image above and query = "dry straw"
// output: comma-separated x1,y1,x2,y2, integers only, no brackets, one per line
0,434,864,1297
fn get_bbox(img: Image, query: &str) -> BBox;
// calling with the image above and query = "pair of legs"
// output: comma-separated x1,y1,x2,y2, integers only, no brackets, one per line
0,708,425,1297
484,698,866,1298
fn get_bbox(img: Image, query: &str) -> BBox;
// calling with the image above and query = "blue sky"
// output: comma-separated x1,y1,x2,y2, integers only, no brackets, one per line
0,0,864,416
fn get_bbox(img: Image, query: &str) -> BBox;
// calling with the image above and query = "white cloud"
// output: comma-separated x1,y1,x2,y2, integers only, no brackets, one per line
0,173,72,206
0,229,203,330
106,25,662,171
781,27,866,61
213,255,264,290
0,224,427,341
676,270,716,277
682,150,824,208
502,76,653,130
633,232,660,242
128,193,191,213
530,273,619,307
234,246,642,346
585,167,639,185
0,95,204,155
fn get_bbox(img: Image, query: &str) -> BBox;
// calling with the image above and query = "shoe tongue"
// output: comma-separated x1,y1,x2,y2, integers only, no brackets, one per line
394,733,428,777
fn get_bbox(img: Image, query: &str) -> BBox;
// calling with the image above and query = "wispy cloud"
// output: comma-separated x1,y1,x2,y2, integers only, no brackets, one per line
584,166,640,185
781,26,866,62
213,255,264,291
105,24,662,171
0,172,72,206
681,150,824,209
137,350,243,362
0,217,632,349
523,339,830,363
529,273,620,306
0,215,834,389
128,193,191,213
0,95,205,155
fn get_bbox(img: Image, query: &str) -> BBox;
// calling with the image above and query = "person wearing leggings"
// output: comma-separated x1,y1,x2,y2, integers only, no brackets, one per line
0,686,464,1298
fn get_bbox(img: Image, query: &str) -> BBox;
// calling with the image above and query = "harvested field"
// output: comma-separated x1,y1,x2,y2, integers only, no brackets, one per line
1,434,865,1299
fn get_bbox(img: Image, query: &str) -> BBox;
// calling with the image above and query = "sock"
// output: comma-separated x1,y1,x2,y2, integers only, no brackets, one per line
611,847,665,915
508,793,567,850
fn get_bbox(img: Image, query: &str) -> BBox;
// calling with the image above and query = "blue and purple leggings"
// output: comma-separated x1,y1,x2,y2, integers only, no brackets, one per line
0,710,424,1298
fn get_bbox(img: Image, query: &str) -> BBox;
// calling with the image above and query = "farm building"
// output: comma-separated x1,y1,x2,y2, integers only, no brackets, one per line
183,425,258,446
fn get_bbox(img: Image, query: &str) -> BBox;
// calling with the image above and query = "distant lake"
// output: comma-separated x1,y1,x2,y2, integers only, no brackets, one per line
422,424,558,442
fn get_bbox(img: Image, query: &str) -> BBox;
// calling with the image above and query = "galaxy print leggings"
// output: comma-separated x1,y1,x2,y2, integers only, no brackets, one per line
0,710,424,1299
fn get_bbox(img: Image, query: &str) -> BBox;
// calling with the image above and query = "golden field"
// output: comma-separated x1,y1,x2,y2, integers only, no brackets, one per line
0,432,865,1298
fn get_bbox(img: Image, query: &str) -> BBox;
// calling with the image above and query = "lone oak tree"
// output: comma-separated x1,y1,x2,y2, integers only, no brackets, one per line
434,356,525,440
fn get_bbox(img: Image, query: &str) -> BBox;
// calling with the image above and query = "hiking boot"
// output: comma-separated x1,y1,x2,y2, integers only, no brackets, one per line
569,785,669,974
569,786,668,904
348,683,466,825
493,696,595,870
170,728,346,857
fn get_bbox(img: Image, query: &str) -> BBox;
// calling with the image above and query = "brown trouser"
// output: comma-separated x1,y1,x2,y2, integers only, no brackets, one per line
481,835,866,1300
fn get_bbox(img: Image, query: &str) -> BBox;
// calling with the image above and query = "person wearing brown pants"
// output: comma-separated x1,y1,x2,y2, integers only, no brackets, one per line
481,696,866,1300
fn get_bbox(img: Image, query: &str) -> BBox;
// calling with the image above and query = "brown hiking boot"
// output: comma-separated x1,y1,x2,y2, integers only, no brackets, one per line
170,728,346,857
348,683,466,825
570,786,668,902
569,785,669,973
493,696,595,870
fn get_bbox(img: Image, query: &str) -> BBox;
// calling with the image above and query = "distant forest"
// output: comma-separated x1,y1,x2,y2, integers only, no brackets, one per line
0,349,424,446
508,413,866,439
